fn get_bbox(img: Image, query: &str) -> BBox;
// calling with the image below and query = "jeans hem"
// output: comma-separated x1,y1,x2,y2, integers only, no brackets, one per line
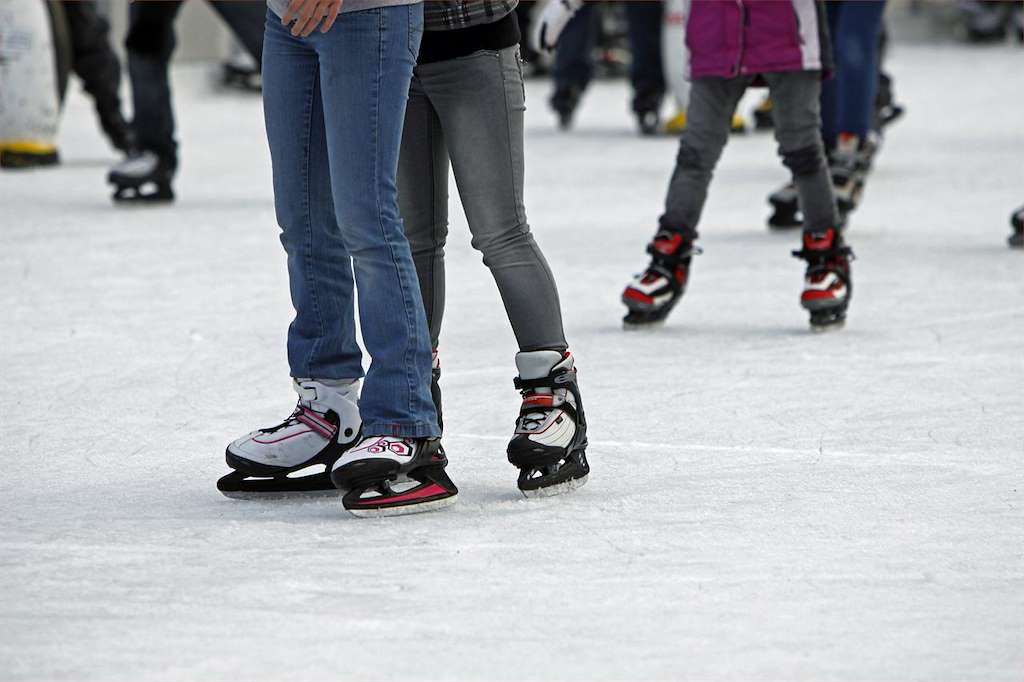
361,421,440,439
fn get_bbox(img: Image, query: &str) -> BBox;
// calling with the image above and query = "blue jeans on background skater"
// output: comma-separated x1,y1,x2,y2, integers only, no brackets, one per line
820,0,887,146
262,6,440,439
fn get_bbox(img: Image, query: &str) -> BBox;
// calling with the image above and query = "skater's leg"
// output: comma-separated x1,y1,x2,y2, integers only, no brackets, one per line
553,3,596,92
61,0,131,151
421,47,568,352
309,6,438,438
124,0,182,168
658,76,749,237
261,13,364,383
765,71,839,233
208,0,265,66
831,0,887,141
398,74,449,350
624,0,665,118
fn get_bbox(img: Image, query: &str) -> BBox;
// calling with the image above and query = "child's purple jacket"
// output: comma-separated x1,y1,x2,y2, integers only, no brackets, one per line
684,0,833,79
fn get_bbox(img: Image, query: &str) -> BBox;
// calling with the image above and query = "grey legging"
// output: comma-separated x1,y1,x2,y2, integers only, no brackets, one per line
398,45,567,353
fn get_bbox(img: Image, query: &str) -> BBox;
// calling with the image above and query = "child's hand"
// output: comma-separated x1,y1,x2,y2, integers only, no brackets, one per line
283,0,345,37
531,0,584,53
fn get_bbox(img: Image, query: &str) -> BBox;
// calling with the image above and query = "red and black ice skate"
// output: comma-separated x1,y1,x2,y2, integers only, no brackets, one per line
793,227,853,331
621,229,701,328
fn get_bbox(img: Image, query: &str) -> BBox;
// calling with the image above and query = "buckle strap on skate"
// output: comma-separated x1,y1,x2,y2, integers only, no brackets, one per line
791,244,854,262
646,240,702,265
513,367,577,392
295,407,337,440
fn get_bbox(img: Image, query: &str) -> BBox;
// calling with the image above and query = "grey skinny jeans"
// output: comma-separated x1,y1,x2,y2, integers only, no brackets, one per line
398,45,568,353
660,70,840,237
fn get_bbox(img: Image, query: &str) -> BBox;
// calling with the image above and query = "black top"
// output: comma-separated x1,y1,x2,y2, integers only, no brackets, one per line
417,11,521,65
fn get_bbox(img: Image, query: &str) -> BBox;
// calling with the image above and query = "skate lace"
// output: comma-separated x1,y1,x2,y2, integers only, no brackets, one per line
518,406,549,432
262,405,305,434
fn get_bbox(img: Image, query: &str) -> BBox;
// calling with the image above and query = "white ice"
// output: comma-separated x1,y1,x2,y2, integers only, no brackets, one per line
2,39,1023,681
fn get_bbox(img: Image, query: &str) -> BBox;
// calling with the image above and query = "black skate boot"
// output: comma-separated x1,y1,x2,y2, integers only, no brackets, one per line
767,182,802,230
830,133,868,215
1010,205,1024,248
792,227,854,332
507,350,588,497
621,229,701,327
222,62,262,92
551,85,583,130
331,437,458,517
753,94,775,131
633,86,663,137
108,150,175,203
0,143,60,169
218,379,362,498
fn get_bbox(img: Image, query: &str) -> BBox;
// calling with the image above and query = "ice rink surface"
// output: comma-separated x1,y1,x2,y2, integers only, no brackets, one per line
2,41,1023,681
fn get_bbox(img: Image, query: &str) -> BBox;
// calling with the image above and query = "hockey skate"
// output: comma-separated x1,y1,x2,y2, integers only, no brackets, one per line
108,150,175,203
622,229,701,327
792,227,854,332
217,379,362,498
507,350,589,497
331,437,458,517
730,111,747,134
663,110,687,135
0,143,59,169
1010,205,1024,248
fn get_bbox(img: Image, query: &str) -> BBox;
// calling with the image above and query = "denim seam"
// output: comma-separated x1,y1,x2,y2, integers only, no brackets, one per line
302,60,326,377
496,49,525,226
376,9,420,431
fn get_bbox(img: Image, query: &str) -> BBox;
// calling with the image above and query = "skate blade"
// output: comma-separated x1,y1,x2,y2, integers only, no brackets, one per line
810,318,846,333
521,474,589,499
623,318,666,331
219,488,340,500
346,493,458,518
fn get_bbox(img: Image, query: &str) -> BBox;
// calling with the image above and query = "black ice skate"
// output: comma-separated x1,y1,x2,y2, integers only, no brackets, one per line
218,379,362,498
621,229,701,327
767,182,802,230
551,85,583,130
793,227,854,332
507,351,589,497
753,95,775,131
1010,205,1024,248
331,437,458,517
108,150,175,203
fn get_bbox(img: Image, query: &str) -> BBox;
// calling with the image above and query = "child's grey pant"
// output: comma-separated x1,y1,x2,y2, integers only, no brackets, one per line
660,71,839,238
398,46,568,352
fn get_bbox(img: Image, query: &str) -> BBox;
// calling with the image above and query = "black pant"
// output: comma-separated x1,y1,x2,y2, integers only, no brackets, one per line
126,0,265,168
553,1,664,113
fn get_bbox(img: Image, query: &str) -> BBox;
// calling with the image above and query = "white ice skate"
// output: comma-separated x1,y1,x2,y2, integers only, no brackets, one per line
507,350,589,497
217,378,361,498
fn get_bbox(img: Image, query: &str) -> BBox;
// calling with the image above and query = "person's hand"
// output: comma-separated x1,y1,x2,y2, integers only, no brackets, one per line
531,0,584,53
282,0,345,37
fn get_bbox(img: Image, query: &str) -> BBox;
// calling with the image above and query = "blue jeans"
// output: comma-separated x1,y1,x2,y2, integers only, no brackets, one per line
820,0,887,146
262,5,439,439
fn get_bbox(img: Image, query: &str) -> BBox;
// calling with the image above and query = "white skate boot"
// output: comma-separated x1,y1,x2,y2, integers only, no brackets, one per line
507,350,589,497
217,378,361,498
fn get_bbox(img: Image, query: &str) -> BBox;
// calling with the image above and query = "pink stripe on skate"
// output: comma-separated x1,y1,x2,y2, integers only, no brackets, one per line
296,410,336,439
369,482,450,505
254,428,315,444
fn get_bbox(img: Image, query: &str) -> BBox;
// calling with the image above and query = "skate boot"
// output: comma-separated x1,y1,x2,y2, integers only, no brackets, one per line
622,229,701,327
730,110,747,134
830,133,867,214
663,110,687,135
0,142,59,169
218,378,363,498
551,85,583,130
331,437,458,517
636,109,661,136
108,150,175,203
792,227,854,332
753,95,774,131
507,350,589,497
767,182,802,230
1010,205,1024,248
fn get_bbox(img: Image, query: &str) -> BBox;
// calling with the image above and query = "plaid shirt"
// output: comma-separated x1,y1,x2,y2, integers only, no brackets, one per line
424,0,519,31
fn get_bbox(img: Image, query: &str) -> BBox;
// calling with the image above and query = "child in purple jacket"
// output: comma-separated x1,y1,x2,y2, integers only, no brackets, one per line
621,0,854,331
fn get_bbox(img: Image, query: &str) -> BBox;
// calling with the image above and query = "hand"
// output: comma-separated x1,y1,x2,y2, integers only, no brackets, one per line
531,0,584,53
283,0,345,37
